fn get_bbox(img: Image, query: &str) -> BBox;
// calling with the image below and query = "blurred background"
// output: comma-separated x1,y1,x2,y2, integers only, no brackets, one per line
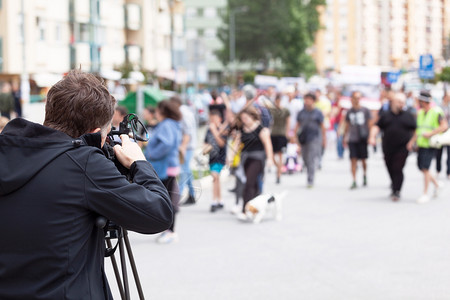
0,0,449,122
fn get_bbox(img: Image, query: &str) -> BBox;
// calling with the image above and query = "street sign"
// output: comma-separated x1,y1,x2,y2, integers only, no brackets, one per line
386,71,401,84
419,54,435,79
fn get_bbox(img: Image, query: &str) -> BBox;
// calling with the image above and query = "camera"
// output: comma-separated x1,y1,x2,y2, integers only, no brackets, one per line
102,113,148,178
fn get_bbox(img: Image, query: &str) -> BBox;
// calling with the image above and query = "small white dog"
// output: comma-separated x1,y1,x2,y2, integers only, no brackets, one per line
243,192,285,224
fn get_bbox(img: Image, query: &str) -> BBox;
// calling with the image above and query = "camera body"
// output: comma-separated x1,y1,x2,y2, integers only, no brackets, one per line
102,113,148,179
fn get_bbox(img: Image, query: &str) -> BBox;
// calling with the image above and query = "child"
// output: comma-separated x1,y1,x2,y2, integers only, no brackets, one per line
204,110,228,212
285,136,301,174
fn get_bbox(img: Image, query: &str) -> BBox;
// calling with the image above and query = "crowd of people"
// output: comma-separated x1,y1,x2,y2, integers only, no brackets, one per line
123,82,450,245
1,69,450,299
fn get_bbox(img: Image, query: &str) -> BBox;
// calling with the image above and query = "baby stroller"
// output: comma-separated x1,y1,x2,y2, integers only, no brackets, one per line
282,142,302,174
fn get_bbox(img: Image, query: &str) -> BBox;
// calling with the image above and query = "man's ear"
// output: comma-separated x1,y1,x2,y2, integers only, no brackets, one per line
90,128,101,134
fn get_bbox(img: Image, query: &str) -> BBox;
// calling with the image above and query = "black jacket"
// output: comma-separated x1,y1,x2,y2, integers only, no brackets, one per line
0,118,173,299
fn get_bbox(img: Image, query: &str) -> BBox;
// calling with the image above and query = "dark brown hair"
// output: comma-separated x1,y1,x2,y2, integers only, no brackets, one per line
157,99,182,121
115,105,128,117
304,93,317,102
239,105,261,122
44,70,116,138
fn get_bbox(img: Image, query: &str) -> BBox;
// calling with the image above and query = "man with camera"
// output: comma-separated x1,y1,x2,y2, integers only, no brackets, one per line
0,70,173,299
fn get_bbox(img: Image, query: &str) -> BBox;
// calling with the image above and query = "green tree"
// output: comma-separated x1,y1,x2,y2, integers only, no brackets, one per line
439,67,450,83
217,0,325,77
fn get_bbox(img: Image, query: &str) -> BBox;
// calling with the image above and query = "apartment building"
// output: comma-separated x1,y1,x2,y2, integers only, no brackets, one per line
184,0,227,85
313,0,450,73
0,0,178,82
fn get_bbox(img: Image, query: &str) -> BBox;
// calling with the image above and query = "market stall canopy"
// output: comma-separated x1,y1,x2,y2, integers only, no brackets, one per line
120,87,166,113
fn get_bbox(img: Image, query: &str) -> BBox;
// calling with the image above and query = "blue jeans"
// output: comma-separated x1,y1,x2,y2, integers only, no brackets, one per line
334,123,344,159
179,149,195,196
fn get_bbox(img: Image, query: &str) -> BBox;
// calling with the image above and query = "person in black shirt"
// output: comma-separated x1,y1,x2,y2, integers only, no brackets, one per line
234,106,273,219
369,92,416,201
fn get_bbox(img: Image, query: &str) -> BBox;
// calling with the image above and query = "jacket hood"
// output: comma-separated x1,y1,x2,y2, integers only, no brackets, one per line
0,118,102,195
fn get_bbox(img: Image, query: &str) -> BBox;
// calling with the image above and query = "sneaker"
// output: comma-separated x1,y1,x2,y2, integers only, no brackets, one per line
363,175,367,187
391,191,400,202
350,182,357,190
210,203,224,213
156,231,178,244
237,212,248,222
433,182,444,198
181,194,196,206
230,205,240,215
307,183,313,189
417,194,430,204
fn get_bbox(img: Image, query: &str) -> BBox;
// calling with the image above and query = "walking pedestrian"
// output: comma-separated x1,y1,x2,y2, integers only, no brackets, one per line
435,91,450,179
234,106,273,219
268,93,290,184
331,91,345,159
368,92,416,201
0,82,14,119
11,81,22,118
170,96,198,205
204,110,228,212
315,89,332,169
344,91,373,189
407,91,448,204
145,100,182,242
294,93,326,188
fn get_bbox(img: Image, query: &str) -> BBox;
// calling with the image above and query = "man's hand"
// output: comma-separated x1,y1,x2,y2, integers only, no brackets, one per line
114,135,146,169
406,140,414,152
368,136,376,146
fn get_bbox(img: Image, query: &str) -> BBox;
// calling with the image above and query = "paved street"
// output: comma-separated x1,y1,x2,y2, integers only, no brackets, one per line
20,103,450,299
105,146,450,300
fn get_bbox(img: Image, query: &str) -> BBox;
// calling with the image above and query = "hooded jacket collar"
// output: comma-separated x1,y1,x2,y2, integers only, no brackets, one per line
0,118,103,195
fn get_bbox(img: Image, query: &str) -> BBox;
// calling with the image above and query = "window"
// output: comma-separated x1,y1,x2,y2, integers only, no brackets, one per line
55,24,62,42
36,17,46,41
204,7,217,18
186,7,197,18
18,13,24,43
204,28,216,39
186,29,198,39
125,3,141,30
77,23,90,42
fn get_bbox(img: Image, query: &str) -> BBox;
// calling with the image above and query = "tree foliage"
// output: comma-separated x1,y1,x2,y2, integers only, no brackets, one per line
439,67,450,83
217,0,325,77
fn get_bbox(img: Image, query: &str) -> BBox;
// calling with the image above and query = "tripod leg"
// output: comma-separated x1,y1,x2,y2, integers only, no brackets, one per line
123,230,145,300
118,236,131,300
107,239,126,300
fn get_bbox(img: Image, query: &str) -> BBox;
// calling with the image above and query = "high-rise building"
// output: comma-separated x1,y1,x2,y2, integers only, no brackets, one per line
313,0,449,73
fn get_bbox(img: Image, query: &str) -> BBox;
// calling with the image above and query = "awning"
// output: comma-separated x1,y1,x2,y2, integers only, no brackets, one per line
120,87,166,113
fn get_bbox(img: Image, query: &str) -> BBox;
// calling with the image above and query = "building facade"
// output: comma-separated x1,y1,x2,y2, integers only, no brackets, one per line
313,0,450,73
0,0,178,82
184,0,227,85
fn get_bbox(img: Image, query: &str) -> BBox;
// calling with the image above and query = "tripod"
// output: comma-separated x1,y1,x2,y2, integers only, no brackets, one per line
98,217,145,300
